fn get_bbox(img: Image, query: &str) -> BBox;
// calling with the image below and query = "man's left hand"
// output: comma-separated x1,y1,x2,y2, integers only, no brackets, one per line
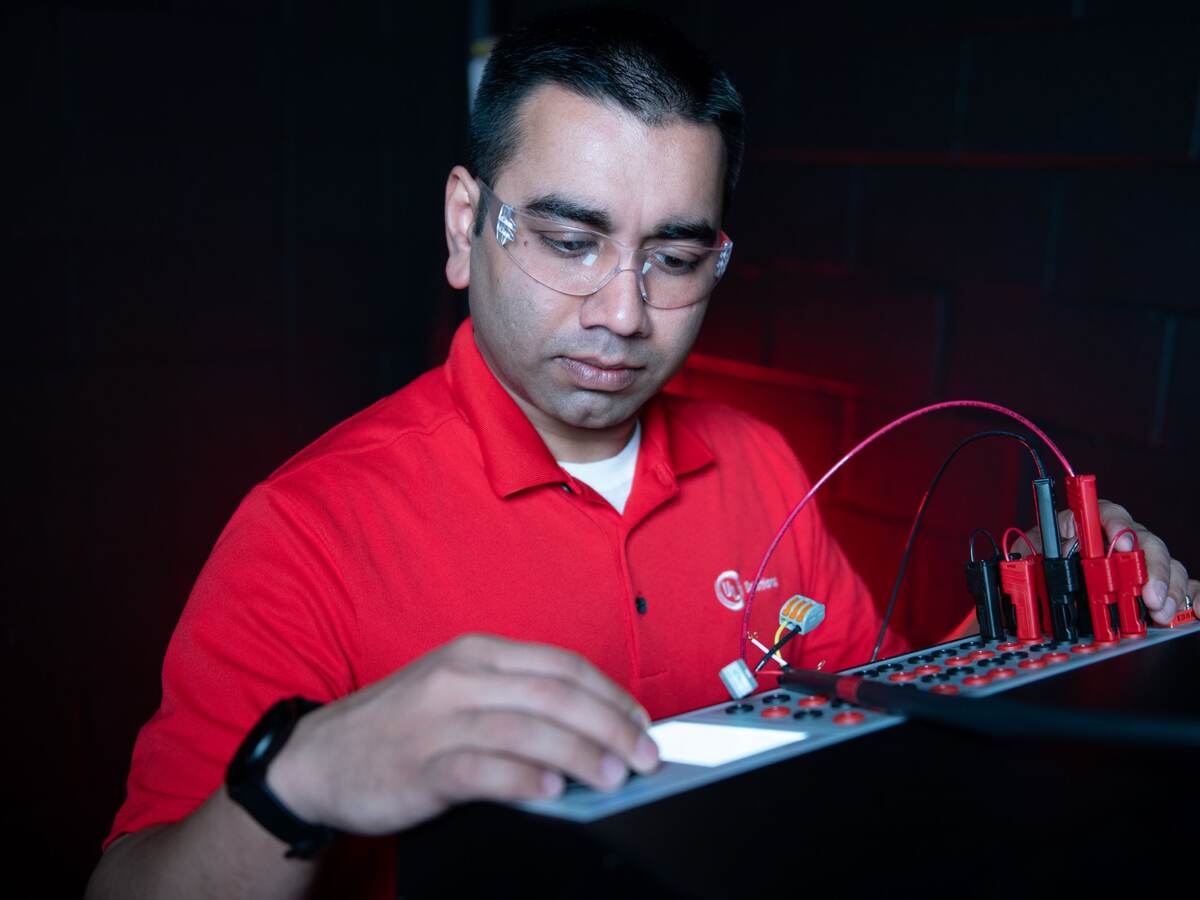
1025,500,1198,625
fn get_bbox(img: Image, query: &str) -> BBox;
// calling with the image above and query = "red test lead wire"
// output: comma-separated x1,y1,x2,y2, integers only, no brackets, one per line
1107,526,1147,634
998,552,1049,641
738,400,1075,663
1001,527,1038,561
1106,528,1139,557
1064,474,1149,641
1113,549,1149,637
1064,475,1106,559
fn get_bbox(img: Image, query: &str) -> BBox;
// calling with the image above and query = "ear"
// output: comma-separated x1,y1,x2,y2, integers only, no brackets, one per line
444,166,479,290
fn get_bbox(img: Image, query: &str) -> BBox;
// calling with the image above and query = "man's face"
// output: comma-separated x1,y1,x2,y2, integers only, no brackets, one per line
465,85,726,446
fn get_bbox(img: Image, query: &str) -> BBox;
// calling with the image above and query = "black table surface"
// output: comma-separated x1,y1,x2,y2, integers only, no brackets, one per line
395,628,1200,899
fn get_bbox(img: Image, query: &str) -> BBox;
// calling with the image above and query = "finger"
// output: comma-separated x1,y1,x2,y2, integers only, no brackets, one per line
448,634,651,727
1020,524,1044,556
1056,508,1077,542
1051,508,1078,555
1110,531,1136,553
441,709,637,792
1156,558,1190,624
426,747,564,804
1135,531,1173,614
1097,500,1136,551
450,668,659,774
1187,579,1199,621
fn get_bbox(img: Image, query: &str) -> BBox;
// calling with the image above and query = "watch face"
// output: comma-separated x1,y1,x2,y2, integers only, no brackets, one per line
248,732,275,765
227,701,291,788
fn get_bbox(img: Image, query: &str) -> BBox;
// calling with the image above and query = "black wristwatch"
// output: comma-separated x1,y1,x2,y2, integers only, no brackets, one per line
226,696,338,859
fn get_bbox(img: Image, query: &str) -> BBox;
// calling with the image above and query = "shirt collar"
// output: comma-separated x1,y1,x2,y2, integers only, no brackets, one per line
444,318,714,498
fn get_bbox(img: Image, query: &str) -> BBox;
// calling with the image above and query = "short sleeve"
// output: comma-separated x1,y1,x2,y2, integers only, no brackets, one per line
105,485,359,846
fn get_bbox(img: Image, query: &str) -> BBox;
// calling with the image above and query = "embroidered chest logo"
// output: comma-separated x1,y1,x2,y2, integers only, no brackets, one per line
713,569,779,611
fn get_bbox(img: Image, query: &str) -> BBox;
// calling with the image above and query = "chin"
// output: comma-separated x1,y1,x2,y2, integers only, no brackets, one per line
559,396,643,431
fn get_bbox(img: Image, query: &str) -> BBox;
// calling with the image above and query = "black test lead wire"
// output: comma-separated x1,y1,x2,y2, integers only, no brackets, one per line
753,624,799,673
869,430,1046,663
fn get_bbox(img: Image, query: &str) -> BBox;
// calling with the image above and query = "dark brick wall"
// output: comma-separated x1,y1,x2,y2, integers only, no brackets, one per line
5,3,466,895
715,6,1198,648
675,3,1199,643
8,1,1199,895
509,0,1199,661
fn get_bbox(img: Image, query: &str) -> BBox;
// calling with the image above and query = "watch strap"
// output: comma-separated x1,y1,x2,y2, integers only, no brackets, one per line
226,696,338,859
243,776,338,860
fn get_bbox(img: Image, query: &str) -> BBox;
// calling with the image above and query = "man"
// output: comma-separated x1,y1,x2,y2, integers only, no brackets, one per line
87,11,1196,900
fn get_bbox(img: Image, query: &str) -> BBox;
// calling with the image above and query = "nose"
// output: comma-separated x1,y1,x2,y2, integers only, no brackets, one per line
578,266,651,338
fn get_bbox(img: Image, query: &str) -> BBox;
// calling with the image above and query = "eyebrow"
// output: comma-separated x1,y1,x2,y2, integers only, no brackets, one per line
523,194,613,232
650,220,718,245
522,192,718,245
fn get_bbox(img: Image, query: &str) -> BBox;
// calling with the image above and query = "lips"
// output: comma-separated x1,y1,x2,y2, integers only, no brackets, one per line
557,356,641,391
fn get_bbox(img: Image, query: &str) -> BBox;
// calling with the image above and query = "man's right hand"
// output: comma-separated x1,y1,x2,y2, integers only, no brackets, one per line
265,633,660,835
87,634,656,900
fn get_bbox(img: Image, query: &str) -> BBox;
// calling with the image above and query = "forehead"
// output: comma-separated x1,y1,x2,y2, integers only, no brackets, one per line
494,84,725,232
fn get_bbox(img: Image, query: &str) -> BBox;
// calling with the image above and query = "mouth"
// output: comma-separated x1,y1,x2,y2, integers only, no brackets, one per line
557,356,643,392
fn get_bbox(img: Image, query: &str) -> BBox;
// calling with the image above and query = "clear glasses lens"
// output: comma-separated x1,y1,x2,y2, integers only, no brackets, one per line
480,182,731,310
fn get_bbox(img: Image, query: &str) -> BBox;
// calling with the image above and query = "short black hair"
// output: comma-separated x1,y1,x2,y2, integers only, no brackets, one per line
468,9,745,230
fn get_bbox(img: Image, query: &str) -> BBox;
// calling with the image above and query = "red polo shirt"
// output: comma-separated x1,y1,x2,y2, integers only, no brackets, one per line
107,319,889,887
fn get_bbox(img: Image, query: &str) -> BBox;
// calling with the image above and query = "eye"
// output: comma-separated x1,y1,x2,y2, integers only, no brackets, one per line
538,232,601,257
650,248,702,274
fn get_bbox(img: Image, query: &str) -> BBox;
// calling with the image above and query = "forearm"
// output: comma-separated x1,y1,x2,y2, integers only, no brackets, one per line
85,787,319,900
86,634,658,900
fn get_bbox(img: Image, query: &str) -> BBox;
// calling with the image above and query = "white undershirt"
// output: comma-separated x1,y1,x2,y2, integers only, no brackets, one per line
557,421,642,514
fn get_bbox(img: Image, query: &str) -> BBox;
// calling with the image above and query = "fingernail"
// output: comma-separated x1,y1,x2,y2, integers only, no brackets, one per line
630,706,651,729
633,734,659,772
1162,596,1178,621
1147,579,1169,609
600,753,628,788
541,771,564,798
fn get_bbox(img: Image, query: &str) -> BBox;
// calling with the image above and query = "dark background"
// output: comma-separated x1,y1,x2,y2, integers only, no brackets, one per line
4,1,1197,896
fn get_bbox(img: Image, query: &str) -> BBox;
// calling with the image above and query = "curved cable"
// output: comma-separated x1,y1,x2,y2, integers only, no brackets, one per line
738,399,1073,662
868,430,1045,663
1002,526,1037,561
1106,527,1139,556
969,527,1001,564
